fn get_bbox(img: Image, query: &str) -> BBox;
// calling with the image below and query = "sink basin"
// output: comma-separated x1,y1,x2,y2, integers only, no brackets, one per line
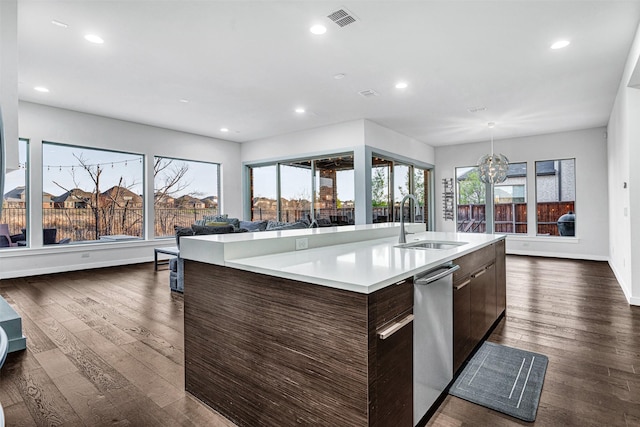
396,240,467,250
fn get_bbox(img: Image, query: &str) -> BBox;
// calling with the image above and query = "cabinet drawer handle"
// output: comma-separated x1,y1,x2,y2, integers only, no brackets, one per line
454,279,471,291
471,268,486,279
378,314,414,340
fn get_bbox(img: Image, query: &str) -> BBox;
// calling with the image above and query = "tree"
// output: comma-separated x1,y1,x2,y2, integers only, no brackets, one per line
52,154,142,240
371,167,388,207
458,170,485,205
153,158,191,206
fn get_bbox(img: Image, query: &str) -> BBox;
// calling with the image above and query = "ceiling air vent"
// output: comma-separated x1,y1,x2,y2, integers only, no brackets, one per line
327,8,358,27
358,89,380,98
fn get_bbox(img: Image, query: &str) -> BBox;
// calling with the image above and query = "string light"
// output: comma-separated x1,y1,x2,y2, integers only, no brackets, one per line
42,156,141,171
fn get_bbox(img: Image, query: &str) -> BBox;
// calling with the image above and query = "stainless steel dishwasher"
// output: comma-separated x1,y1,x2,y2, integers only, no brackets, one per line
413,263,459,425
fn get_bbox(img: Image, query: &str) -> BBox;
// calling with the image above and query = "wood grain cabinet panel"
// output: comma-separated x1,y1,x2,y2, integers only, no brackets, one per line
372,315,413,427
184,262,413,427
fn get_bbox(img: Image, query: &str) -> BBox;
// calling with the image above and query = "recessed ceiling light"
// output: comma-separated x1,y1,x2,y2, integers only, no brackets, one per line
220,128,229,132
51,20,69,28
295,107,306,114
34,86,50,93
333,73,346,80
550,40,570,50
310,25,327,35
488,122,496,128
179,99,189,103
395,82,408,89
84,34,104,44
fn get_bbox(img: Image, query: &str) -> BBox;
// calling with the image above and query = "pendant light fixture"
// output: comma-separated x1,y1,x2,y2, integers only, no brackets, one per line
477,122,509,184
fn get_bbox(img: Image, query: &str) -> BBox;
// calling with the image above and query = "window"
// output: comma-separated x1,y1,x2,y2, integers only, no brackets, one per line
154,157,220,237
248,153,355,225
494,162,527,234
394,163,411,222
42,142,144,244
314,155,354,225
414,167,429,225
250,164,278,221
1,139,28,248
280,162,312,223
371,157,392,223
372,156,429,226
456,166,486,233
536,159,576,236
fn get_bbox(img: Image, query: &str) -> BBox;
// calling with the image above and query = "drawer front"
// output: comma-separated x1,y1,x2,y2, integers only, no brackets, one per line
372,279,413,329
453,243,495,282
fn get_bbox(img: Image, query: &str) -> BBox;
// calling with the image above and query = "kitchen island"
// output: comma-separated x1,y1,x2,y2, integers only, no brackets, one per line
180,224,506,427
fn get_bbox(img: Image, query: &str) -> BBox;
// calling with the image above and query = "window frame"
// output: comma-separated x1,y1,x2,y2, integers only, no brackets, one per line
41,141,145,245
153,155,221,238
247,152,355,225
535,158,576,237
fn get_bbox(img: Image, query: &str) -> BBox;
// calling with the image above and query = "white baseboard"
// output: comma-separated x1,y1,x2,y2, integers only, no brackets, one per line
0,256,153,279
607,260,639,306
506,249,609,261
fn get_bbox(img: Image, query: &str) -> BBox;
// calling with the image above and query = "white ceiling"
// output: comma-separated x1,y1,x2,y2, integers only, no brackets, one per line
17,1,640,146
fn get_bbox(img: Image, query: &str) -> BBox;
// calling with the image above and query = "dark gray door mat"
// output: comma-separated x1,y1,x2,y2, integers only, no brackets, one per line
449,341,548,422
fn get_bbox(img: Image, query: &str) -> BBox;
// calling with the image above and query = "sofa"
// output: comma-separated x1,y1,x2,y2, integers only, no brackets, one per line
168,216,313,292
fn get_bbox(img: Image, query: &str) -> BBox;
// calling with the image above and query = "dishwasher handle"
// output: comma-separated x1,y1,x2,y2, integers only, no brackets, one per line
414,264,460,285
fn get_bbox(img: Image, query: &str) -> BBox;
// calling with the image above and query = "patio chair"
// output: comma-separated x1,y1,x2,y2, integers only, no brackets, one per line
0,224,18,247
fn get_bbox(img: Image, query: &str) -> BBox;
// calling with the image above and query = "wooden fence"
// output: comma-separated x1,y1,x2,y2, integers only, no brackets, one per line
457,201,574,236
0,207,219,242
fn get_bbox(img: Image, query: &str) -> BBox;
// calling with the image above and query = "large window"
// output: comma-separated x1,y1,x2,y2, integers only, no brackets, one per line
154,157,220,237
494,162,527,234
42,142,144,244
371,156,428,226
250,164,278,220
1,139,28,248
280,162,312,223
249,154,355,225
314,156,354,225
456,166,486,233
536,159,576,236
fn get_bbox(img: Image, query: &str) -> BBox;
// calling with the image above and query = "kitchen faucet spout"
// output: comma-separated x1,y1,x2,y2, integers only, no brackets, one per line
399,194,419,244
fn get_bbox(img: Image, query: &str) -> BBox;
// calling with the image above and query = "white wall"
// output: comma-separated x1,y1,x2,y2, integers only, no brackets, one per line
364,120,435,165
607,21,640,305
241,119,435,167
0,0,19,171
0,102,241,279
241,120,365,164
435,127,609,261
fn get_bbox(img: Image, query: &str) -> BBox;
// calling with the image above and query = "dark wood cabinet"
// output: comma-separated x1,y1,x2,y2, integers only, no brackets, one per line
452,240,506,374
373,314,413,427
495,239,506,316
369,280,414,427
453,274,472,372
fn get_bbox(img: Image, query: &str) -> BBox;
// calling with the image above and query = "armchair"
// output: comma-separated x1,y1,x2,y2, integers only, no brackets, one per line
0,224,18,247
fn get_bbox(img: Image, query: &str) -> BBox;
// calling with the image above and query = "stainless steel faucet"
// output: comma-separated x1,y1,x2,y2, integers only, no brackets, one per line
399,194,419,244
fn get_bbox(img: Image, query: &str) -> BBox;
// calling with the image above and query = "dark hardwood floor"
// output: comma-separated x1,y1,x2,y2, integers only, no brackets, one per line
0,255,638,426
429,255,640,427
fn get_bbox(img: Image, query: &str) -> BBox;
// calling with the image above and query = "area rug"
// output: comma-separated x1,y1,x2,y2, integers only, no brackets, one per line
449,341,548,422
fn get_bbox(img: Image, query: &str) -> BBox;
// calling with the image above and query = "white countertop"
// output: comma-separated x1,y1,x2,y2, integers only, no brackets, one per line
180,224,504,294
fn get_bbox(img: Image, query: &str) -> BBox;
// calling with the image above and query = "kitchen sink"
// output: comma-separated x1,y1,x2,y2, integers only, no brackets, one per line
396,240,467,250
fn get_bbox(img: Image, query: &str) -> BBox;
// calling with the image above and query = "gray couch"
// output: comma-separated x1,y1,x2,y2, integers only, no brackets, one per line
168,217,312,292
